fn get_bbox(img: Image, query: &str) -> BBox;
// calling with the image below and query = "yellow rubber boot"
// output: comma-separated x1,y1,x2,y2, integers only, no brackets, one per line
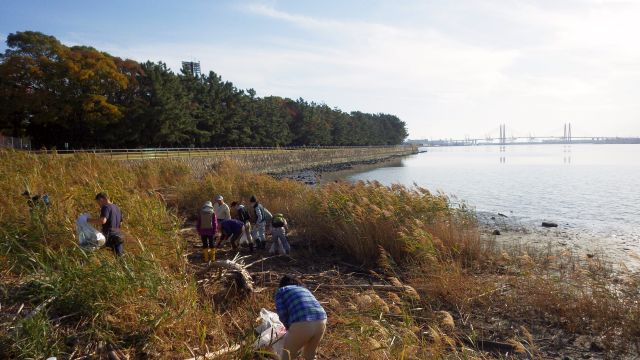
209,248,216,261
202,248,209,262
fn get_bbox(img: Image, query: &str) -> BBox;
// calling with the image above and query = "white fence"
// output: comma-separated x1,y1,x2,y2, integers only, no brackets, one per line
0,134,31,150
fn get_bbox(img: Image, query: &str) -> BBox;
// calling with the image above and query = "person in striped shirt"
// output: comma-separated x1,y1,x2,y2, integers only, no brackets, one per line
275,275,327,360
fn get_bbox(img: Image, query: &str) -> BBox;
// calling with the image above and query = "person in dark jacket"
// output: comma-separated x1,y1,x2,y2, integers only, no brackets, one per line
89,192,124,256
234,203,254,251
275,275,327,360
250,195,268,249
217,218,246,251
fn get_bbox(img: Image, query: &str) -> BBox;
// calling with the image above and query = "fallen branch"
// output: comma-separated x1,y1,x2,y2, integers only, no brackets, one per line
184,344,241,360
245,255,280,269
206,254,254,293
25,296,56,320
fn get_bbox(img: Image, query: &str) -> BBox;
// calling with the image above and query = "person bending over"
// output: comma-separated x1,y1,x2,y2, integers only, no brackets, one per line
217,218,246,251
275,275,327,360
89,192,124,256
270,213,290,255
235,203,254,251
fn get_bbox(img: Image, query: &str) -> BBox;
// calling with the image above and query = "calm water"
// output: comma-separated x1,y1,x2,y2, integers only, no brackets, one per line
348,144,640,241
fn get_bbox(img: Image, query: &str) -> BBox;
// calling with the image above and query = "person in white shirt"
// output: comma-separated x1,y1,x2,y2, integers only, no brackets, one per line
213,195,230,231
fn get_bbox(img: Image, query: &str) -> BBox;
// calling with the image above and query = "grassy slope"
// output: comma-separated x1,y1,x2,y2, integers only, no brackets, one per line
0,151,638,359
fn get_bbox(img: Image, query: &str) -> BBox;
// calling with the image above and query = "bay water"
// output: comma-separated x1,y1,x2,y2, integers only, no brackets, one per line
347,144,640,262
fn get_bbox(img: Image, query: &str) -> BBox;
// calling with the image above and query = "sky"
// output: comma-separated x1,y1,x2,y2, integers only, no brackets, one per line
1,0,639,139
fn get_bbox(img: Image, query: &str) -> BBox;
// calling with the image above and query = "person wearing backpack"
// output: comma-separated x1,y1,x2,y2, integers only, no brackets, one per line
196,201,218,262
270,213,290,255
250,195,271,250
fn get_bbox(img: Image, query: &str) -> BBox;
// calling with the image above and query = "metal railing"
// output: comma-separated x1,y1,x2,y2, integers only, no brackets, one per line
0,134,31,150
24,145,418,173
30,145,417,160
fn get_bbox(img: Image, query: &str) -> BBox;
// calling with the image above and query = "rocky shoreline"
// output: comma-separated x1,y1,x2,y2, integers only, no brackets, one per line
477,211,640,271
270,153,411,185
272,154,639,271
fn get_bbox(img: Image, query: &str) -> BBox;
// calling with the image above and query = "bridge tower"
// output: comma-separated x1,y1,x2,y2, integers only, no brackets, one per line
563,123,572,143
499,124,507,145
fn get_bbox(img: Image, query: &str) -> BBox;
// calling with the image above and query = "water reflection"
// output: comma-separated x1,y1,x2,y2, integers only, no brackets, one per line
563,145,571,164
347,144,640,237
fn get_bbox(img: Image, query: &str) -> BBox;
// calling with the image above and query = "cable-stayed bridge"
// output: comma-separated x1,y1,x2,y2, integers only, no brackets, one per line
412,123,640,146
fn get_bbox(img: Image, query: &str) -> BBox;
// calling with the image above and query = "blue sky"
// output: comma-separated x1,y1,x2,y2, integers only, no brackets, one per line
2,0,640,139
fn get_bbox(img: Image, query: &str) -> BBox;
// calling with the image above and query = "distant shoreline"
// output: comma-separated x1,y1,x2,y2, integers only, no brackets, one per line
271,152,414,185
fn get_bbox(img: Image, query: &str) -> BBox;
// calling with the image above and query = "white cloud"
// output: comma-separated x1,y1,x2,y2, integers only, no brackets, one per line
94,1,640,138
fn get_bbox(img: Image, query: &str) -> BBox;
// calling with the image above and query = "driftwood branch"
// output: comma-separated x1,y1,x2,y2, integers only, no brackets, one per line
204,254,255,293
209,259,254,292
184,344,241,360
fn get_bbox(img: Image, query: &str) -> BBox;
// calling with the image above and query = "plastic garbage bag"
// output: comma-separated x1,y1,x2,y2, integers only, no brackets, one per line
76,213,105,250
238,224,254,246
238,232,250,245
253,308,287,358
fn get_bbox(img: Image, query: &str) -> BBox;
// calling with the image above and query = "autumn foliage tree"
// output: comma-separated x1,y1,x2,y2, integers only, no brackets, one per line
0,31,408,148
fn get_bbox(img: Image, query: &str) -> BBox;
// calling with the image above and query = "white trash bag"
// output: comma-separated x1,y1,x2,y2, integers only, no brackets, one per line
253,308,287,358
238,232,250,245
76,213,105,250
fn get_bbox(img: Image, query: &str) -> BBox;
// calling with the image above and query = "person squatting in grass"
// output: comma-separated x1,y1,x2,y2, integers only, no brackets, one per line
275,275,327,360
216,218,247,251
250,195,269,250
270,213,290,255
196,201,218,262
89,192,124,256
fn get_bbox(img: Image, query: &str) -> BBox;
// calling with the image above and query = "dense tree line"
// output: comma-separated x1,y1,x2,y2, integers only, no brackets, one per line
0,31,408,149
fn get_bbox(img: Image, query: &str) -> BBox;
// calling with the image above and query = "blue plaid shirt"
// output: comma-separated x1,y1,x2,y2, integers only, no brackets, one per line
275,285,327,329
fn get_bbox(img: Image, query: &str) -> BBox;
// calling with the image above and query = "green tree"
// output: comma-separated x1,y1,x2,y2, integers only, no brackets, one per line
0,32,409,148
0,31,129,148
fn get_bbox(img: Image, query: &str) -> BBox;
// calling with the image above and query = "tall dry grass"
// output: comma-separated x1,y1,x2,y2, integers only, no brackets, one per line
162,157,640,356
175,161,484,268
1,151,639,358
0,151,223,358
